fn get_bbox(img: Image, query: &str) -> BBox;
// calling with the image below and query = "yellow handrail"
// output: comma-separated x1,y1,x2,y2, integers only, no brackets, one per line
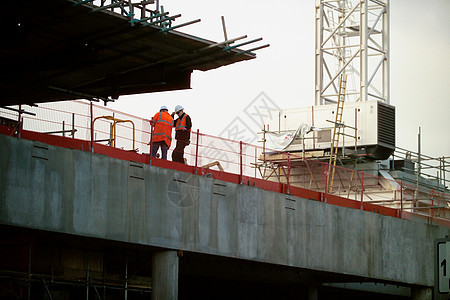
92,114,136,150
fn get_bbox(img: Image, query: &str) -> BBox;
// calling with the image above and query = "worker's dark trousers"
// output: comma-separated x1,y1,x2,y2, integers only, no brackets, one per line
172,139,188,164
151,141,169,160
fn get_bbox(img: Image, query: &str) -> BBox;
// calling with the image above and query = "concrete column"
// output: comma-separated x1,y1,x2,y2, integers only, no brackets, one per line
308,287,318,300
411,287,432,300
151,250,179,300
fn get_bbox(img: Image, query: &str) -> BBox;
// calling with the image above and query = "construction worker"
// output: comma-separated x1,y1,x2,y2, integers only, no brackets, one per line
150,105,173,160
171,105,192,164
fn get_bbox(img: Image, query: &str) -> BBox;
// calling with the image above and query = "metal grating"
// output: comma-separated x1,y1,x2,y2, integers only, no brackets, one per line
377,102,395,148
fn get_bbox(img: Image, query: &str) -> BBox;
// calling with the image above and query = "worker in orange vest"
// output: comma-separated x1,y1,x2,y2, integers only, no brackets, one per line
150,106,173,160
171,105,192,164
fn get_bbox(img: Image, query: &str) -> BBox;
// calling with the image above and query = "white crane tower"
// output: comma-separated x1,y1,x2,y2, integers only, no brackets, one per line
315,0,389,105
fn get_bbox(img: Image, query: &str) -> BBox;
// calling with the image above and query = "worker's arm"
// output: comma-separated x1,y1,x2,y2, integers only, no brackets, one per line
185,115,192,131
150,113,161,126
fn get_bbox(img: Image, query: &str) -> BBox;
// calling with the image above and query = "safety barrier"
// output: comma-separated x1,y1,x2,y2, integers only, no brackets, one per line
1,101,449,225
0,100,150,152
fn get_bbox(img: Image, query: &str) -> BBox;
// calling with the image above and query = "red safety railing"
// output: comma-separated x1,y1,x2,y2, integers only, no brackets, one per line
1,101,449,226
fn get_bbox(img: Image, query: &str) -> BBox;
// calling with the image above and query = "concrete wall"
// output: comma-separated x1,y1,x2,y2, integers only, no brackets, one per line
0,134,448,287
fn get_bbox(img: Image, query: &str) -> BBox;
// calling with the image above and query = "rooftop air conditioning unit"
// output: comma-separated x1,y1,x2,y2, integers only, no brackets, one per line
267,100,395,160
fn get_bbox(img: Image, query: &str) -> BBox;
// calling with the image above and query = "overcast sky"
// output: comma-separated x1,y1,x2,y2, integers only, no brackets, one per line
109,0,450,160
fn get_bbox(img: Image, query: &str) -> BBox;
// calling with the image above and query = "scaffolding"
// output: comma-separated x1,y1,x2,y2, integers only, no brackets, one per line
0,229,153,299
255,143,449,216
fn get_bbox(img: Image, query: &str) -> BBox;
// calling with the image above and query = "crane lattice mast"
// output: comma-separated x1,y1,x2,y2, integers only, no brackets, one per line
315,0,390,105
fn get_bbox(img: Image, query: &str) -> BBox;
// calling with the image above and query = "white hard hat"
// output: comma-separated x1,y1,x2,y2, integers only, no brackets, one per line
160,105,168,111
175,105,184,112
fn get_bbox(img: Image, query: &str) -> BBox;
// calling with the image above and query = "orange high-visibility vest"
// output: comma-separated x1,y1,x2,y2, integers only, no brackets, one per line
152,111,173,147
174,113,191,131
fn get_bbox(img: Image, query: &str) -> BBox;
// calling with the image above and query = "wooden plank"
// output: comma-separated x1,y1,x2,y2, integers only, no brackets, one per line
259,150,324,161
201,161,224,172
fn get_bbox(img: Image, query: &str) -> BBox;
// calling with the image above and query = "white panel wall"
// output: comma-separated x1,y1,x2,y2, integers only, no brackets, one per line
266,101,382,151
